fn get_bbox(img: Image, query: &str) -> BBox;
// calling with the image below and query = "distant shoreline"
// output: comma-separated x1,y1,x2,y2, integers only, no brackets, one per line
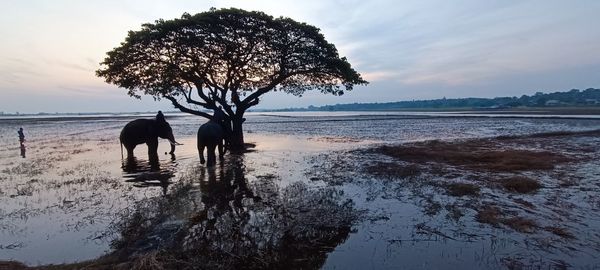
383,106,600,115
260,107,600,118
3,108,600,122
4,106,600,116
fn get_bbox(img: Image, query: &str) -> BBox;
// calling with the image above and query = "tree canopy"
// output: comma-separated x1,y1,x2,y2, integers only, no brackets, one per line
96,8,367,120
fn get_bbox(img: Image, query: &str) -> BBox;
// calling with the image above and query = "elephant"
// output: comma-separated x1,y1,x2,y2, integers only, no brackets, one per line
197,119,230,166
120,111,179,162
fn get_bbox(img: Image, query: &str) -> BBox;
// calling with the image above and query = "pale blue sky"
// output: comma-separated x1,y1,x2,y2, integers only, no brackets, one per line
1,0,599,113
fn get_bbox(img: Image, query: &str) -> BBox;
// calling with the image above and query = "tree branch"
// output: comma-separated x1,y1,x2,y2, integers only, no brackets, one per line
164,95,212,119
192,80,216,108
206,72,225,92
240,71,290,109
181,87,209,107
240,68,320,110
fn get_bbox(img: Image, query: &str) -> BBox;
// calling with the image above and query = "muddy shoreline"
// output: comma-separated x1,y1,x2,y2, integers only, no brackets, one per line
311,129,600,269
2,130,598,269
2,114,600,269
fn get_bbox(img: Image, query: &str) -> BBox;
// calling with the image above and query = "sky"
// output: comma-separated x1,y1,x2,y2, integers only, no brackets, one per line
1,0,599,113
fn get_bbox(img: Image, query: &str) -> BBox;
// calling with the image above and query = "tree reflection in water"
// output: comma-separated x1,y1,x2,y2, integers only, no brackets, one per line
112,156,359,269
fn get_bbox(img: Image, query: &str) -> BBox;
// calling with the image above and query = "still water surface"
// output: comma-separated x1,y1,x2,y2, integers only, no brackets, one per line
1,112,599,268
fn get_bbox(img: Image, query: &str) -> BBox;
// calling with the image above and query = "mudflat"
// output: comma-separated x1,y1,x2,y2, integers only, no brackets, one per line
1,113,600,269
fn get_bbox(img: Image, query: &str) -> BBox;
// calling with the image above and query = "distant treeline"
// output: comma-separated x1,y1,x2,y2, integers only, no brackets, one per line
274,88,600,111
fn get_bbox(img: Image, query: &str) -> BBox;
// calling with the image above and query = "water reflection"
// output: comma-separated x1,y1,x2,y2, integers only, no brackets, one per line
20,144,26,158
197,161,259,222
121,156,177,194
111,156,358,269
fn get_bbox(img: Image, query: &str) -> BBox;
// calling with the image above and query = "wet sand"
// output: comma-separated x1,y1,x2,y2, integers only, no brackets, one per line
0,117,366,268
312,130,600,269
1,114,600,269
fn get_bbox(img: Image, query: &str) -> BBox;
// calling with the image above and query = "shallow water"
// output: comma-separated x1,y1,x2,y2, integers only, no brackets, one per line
1,112,600,268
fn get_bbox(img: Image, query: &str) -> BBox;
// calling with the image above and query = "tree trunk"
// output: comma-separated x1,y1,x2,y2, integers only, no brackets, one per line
229,116,245,152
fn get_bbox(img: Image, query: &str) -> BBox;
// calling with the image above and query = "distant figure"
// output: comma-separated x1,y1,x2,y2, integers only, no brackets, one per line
18,127,25,145
18,127,25,158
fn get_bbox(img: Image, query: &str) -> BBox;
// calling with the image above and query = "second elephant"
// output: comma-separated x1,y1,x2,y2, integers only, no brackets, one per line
197,120,229,166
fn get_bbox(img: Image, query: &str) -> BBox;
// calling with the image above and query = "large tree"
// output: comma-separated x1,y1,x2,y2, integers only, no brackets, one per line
97,8,367,151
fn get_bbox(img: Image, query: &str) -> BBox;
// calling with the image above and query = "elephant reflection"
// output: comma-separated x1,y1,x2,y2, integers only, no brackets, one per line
175,157,353,268
111,157,356,269
197,119,230,166
121,157,175,195
196,161,257,222
120,111,179,162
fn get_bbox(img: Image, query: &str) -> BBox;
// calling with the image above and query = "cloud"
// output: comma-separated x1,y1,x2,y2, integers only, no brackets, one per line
321,1,600,88
57,85,115,97
1,0,600,113
45,59,96,72
0,58,45,85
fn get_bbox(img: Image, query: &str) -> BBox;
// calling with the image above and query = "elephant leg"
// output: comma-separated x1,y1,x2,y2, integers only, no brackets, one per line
125,144,136,160
218,141,224,160
147,139,159,163
207,144,217,167
198,144,206,164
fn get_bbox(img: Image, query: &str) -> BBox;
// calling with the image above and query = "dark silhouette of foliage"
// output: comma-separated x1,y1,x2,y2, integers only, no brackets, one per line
280,88,600,111
97,8,367,150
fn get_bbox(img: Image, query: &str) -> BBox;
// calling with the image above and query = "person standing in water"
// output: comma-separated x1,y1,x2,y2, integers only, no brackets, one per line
18,127,25,145
18,127,26,158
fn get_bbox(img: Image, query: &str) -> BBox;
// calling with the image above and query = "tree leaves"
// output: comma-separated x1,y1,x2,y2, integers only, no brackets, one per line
97,8,368,116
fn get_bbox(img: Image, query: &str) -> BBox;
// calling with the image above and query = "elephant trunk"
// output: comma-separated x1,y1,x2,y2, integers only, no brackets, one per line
168,134,177,154
169,141,176,154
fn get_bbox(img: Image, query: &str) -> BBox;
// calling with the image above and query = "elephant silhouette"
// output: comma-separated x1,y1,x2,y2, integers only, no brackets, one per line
120,111,179,162
197,119,230,166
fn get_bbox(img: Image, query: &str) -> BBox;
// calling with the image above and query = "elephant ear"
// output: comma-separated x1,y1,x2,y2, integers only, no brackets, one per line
156,111,166,123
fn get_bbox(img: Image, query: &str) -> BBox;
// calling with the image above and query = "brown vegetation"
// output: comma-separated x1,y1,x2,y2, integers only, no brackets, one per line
364,162,421,179
517,129,600,139
423,198,442,216
544,226,575,239
476,205,539,233
358,130,600,242
376,139,570,172
445,183,480,197
0,261,28,270
130,252,165,270
513,198,536,209
502,217,538,233
475,205,504,226
444,204,464,221
500,176,542,194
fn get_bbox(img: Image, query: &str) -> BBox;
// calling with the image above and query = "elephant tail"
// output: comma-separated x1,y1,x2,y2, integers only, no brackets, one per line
120,139,123,159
